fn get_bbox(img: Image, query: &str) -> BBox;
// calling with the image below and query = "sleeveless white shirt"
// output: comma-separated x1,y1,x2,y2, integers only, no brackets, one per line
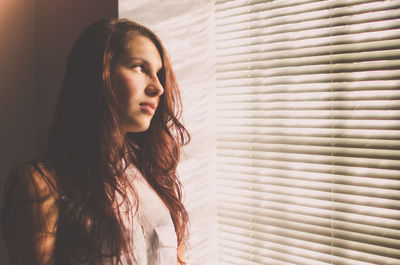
116,165,178,265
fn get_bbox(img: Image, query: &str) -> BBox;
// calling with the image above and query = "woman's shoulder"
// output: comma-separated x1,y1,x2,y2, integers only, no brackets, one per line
1,160,59,265
5,160,58,202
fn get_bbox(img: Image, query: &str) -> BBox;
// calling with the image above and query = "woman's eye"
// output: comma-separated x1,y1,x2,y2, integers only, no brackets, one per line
130,64,145,72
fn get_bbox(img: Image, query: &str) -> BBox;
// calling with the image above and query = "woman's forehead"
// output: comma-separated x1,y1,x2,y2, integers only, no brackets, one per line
122,35,163,70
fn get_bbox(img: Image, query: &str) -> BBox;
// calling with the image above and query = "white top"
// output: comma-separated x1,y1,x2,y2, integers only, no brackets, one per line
115,165,178,265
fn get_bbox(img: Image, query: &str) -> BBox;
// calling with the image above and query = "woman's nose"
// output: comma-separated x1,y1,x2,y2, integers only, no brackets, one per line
145,75,164,97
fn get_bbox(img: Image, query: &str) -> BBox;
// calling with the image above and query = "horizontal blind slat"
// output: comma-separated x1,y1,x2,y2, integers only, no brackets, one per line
218,197,400,238
217,145,400,169
217,178,400,209
216,90,400,101
218,157,400,178
216,80,400,93
217,174,400,200
218,209,400,251
217,169,400,189
216,100,400,110
219,230,333,265
217,134,400,149
216,127,400,140
217,185,400,221
216,70,400,85
217,192,400,231
216,110,400,120
217,49,400,72
216,0,400,27
216,30,400,60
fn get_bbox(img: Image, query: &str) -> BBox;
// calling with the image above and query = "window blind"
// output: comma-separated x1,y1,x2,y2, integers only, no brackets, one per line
214,0,400,264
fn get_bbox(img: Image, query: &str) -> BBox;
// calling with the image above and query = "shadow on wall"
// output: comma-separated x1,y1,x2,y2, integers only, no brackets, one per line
0,0,117,264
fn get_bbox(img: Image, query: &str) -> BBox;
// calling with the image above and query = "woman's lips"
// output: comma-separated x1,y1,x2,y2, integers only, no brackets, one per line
139,101,157,115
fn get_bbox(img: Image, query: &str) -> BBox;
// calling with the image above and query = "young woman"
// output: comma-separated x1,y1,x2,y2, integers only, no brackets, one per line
1,18,190,265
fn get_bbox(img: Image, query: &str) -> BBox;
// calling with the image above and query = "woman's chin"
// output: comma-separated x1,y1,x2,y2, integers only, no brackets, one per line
121,121,151,134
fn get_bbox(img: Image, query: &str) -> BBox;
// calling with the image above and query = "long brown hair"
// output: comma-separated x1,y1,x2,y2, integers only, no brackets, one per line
3,18,190,265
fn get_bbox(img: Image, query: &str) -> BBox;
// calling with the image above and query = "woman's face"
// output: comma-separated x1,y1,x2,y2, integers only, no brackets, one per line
112,35,164,136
